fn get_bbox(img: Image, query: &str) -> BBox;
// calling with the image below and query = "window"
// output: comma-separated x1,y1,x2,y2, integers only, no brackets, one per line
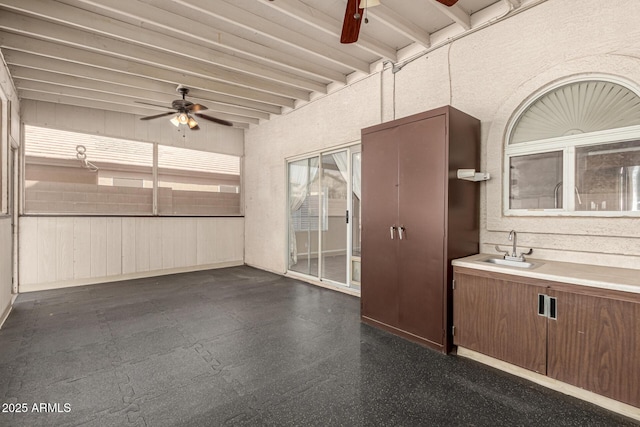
506,78,640,215
510,151,563,210
25,126,153,214
575,141,640,212
157,145,241,215
24,125,242,216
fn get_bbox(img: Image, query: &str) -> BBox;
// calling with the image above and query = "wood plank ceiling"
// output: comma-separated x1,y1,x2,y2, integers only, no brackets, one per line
0,0,538,129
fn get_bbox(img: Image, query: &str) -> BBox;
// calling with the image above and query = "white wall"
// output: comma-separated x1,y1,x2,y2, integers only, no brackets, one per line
245,0,640,274
19,216,243,292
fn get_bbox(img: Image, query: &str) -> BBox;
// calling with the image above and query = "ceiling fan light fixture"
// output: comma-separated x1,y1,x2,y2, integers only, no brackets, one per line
187,116,198,129
178,112,189,124
359,0,380,8
170,115,180,127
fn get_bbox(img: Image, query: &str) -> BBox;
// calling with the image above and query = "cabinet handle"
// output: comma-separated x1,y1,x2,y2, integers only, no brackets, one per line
537,294,557,319
390,226,397,240
538,294,546,317
398,226,405,240
549,297,557,320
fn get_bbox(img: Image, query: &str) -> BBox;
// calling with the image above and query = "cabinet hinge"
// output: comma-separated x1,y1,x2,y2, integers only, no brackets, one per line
451,325,456,336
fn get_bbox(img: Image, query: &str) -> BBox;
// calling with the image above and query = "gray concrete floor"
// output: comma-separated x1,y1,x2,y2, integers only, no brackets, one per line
0,266,636,426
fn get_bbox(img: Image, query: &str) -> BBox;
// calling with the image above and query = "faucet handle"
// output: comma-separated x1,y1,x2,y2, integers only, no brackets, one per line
495,245,510,258
519,248,533,260
520,248,533,256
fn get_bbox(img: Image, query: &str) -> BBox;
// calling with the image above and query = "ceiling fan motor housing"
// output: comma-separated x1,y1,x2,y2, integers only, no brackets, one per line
172,100,193,110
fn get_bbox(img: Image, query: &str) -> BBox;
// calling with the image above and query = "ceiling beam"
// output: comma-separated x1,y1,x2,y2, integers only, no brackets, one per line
260,0,397,61
0,0,329,94
0,11,312,102
367,4,432,48
10,66,272,121
0,32,297,109
17,88,254,128
3,50,283,115
154,0,371,73
60,0,353,82
428,1,471,31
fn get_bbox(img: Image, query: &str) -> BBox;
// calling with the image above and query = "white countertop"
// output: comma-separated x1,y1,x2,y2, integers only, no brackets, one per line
452,254,640,295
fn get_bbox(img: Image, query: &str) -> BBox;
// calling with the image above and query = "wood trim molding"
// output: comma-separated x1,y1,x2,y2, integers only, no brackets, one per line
457,347,640,422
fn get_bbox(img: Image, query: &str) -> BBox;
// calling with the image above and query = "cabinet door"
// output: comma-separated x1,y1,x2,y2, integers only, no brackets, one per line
547,290,640,407
397,115,446,342
453,271,548,374
361,127,399,326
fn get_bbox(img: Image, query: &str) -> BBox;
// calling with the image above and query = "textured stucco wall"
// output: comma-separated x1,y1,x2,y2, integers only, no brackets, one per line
245,0,640,274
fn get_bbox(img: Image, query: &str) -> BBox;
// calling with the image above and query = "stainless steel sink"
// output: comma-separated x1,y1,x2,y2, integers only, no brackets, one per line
480,257,540,269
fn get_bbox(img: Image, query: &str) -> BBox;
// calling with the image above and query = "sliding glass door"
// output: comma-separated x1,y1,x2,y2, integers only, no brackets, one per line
351,149,362,290
287,145,360,289
320,150,348,284
288,157,319,276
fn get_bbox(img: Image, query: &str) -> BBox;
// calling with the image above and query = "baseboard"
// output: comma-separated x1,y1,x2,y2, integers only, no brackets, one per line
0,303,12,330
361,315,446,353
457,347,640,422
18,261,244,293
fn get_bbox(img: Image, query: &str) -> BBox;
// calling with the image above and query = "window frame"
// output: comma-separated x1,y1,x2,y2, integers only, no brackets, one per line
504,75,640,218
0,96,6,216
504,125,640,217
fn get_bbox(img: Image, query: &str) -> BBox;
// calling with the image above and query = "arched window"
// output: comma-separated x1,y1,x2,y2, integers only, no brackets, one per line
505,77,640,215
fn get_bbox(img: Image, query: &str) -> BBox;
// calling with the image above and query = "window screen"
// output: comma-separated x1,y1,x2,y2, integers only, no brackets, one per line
24,126,153,214
157,145,241,215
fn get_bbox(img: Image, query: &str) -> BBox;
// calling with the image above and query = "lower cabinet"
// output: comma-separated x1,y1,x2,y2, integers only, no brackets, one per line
453,266,640,409
547,287,640,408
452,269,547,373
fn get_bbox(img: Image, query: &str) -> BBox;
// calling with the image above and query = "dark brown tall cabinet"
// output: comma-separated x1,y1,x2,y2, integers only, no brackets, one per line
361,106,480,353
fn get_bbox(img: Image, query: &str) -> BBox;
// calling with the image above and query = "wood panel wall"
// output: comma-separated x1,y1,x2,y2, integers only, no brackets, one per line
18,216,244,292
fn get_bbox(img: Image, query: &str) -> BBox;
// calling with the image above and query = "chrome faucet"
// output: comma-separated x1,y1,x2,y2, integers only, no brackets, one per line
495,230,533,262
509,230,517,258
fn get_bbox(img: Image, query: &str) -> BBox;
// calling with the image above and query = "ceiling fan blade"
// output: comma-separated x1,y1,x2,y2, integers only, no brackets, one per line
135,100,175,110
187,103,208,112
195,113,233,127
139,111,176,121
435,0,459,6
340,0,363,44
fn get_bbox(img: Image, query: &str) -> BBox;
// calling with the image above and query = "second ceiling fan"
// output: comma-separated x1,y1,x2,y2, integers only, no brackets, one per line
341,0,459,44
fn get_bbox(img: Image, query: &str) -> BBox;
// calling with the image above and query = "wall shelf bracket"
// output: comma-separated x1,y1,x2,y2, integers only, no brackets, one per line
457,169,490,182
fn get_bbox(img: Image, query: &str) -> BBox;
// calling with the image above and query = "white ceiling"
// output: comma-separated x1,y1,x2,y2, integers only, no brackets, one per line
0,0,537,129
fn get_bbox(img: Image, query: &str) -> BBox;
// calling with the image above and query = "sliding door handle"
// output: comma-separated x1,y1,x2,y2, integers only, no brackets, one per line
398,226,405,240
390,226,397,240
